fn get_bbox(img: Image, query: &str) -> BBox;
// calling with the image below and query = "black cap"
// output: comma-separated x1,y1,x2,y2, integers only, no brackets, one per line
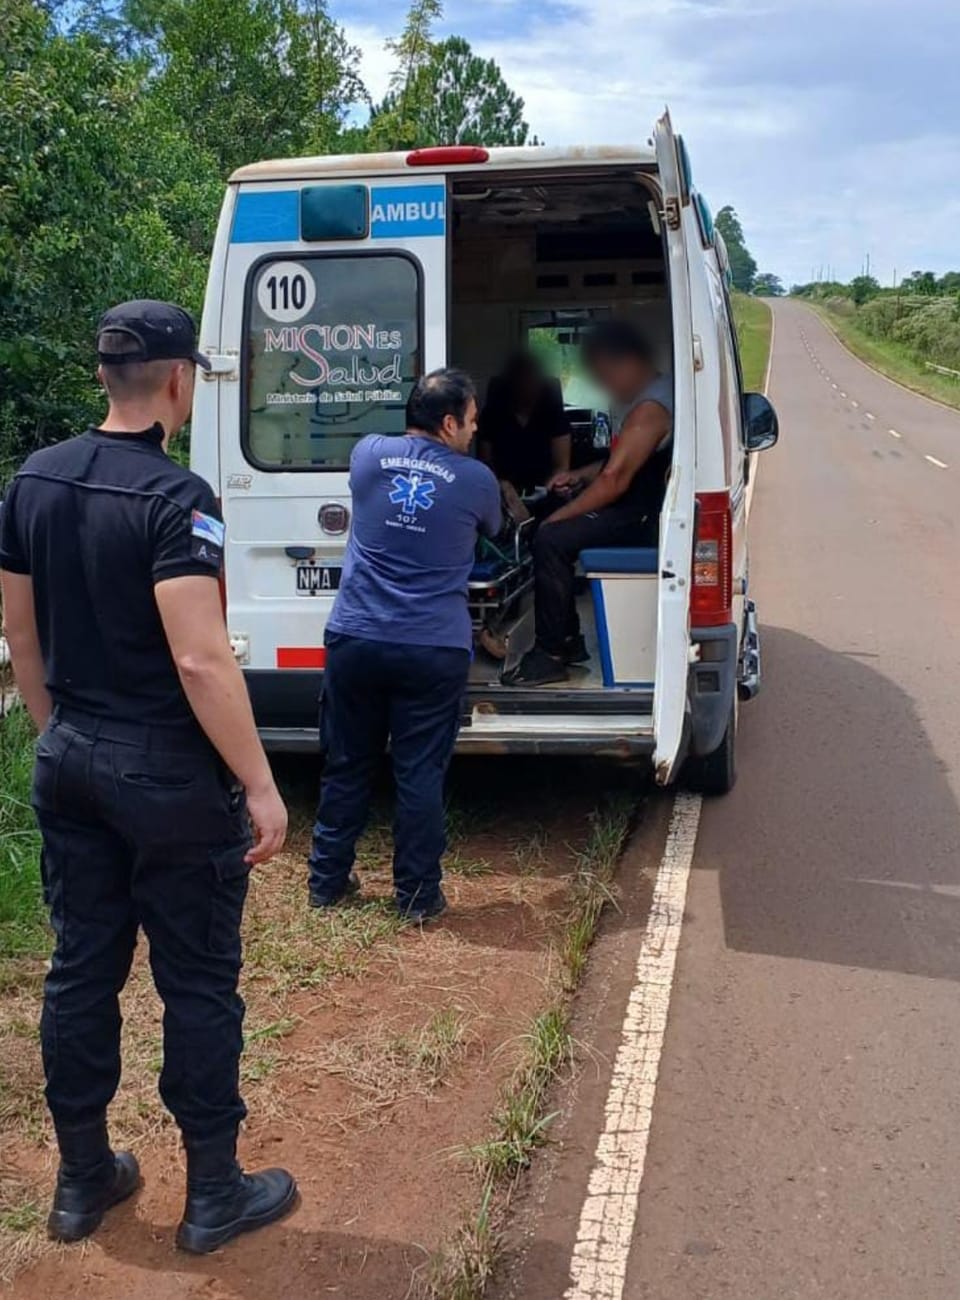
96,300,211,371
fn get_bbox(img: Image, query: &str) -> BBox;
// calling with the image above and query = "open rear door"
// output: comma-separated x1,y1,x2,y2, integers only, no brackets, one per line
652,110,697,783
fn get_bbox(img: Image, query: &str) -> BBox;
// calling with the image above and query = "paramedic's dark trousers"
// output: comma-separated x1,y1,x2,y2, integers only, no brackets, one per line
309,633,470,911
533,498,654,656
32,709,252,1140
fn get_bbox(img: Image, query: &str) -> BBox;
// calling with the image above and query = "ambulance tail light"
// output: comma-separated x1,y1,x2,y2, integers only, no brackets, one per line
406,146,489,167
691,491,732,627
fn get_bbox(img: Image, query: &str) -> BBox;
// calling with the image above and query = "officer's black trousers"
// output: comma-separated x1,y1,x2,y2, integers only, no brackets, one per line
309,633,470,911
532,501,656,656
32,709,252,1141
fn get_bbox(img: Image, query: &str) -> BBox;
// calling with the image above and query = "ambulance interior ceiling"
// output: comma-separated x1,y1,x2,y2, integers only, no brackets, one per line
450,171,668,393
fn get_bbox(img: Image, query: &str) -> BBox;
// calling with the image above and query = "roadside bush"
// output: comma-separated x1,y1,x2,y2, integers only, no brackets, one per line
892,298,960,371
822,295,856,318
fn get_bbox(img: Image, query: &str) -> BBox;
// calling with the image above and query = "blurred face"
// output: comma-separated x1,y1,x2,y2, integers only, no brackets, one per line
439,396,478,454
588,353,653,405
512,365,542,410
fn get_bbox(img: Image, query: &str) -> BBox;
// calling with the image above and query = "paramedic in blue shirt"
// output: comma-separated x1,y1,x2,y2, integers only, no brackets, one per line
503,321,673,686
307,369,502,923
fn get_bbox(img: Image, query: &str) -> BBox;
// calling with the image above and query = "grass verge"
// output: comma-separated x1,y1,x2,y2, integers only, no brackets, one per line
807,303,960,411
421,794,636,1299
0,705,46,961
731,293,772,392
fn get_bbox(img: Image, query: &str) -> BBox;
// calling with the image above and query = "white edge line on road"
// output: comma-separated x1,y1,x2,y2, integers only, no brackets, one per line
889,429,901,438
564,793,703,1300
564,302,772,1299
925,455,948,469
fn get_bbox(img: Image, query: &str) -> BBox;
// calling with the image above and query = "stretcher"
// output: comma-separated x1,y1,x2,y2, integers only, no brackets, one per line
468,515,536,645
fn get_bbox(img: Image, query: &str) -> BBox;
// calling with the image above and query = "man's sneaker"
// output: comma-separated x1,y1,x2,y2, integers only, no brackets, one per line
308,872,361,909
501,646,569,687
399,889,448,926
562,633,590,665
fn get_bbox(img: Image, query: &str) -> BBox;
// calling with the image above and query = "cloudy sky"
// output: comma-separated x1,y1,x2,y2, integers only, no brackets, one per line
331,0,960,288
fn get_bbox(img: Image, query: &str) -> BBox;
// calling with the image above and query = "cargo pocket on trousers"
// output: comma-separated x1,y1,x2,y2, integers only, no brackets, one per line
208,844,252,957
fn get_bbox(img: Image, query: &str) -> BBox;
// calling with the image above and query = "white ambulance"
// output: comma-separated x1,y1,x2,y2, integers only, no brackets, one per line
191,111,778,794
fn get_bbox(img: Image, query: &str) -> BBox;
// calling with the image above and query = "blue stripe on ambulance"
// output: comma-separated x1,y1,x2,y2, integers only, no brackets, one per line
228,184,446,243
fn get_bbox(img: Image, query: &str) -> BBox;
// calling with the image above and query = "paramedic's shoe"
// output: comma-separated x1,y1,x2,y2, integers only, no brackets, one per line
176,1133,298,1255
309,872,361,909
562,633,590,665
48,1119,140,1243
399,889,448,926
501,647,569,687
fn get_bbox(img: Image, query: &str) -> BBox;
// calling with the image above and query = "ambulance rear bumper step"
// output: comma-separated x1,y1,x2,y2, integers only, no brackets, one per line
456,711,655,758
258,710,656,757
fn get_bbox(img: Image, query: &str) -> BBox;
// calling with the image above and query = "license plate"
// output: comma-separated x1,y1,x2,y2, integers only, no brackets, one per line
295,563,341,595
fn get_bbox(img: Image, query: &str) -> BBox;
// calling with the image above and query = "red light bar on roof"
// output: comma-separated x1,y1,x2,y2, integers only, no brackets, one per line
406,146,489,167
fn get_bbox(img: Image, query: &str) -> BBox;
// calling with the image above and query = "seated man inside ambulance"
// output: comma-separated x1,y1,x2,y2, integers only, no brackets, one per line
477,350,571,497
502,320,672,687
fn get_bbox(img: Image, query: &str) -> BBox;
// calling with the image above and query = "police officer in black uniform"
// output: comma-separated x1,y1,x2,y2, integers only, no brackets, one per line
0,301,297,1253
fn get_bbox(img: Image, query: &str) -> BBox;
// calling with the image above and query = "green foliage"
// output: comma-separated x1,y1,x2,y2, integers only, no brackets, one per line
122,0,367,174
0,0,219,476
0,706,46,960
368,0,442,150
405,36,529,148
715,205,757,294
369,10,528,151
731,293,772,392
792,272,960,376
752,272,783,298
850,274,880,305
0,0,537,478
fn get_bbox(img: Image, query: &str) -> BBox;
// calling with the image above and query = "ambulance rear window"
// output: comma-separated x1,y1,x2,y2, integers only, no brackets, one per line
243,253,421,470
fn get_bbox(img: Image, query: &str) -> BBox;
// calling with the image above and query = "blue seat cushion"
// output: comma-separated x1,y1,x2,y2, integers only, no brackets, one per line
579,547,659,575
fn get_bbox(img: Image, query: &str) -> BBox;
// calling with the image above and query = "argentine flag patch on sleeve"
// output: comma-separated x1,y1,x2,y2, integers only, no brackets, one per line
191,509,225,565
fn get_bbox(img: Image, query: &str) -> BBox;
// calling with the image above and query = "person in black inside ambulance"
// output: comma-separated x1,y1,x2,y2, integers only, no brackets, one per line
502,320,673,687
477,350,572,496
0,301,297,1254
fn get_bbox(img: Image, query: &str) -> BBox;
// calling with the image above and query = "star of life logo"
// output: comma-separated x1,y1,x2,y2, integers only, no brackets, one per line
389,470,436,515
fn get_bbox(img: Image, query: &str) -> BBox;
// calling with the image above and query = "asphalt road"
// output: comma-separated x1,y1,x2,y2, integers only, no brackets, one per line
498,299,960,1300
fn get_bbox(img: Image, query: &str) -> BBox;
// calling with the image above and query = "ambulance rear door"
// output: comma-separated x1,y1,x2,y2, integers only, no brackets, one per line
214,175,448,694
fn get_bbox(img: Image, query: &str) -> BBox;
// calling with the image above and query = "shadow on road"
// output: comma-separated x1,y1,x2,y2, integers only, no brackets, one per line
702,625,960,981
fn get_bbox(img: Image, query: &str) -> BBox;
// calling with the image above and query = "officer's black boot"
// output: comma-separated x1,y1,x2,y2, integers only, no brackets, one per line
176,1131,298,1255
48,1118,140,1243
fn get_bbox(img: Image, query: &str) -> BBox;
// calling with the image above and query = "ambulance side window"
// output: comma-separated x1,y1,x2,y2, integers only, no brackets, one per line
243,253,421,470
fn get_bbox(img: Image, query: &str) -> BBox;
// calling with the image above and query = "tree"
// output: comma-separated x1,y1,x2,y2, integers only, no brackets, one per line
95,0,366,174
368,4,529,150
902,270,938,296
368,0,441,150
715,206,757,294
0,1,217,471
849,274,881,305
753,273,784,297
411,37,528,146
